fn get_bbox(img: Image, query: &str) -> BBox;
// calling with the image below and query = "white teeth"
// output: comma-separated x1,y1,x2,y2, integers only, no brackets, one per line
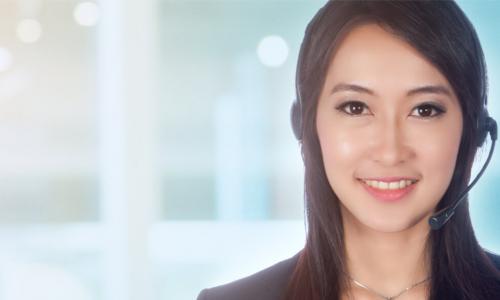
388,181,399,189
362,179,416,190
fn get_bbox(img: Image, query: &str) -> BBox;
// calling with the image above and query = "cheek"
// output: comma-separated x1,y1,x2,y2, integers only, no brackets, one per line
419,132,462,192
317,128,361,186
417,112,463,186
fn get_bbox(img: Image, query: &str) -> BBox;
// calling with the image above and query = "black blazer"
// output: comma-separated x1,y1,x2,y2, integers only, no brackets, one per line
197,250,500,300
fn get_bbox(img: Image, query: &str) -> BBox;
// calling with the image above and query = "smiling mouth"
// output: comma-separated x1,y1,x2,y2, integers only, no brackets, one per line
357,178,419,190
357,178,419,202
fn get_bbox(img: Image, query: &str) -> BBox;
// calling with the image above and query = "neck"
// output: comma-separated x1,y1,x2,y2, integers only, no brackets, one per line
342,206,432,298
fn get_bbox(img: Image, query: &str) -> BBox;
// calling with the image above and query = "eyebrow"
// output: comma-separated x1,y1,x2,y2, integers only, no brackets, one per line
330,83,453,97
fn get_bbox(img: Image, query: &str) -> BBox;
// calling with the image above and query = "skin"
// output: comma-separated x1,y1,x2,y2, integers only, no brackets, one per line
315,24,463,299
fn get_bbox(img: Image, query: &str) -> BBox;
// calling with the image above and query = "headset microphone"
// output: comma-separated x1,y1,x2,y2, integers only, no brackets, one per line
428,114,497,230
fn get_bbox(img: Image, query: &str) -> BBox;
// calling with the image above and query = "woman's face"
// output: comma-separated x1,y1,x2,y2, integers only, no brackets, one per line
316,23,463,233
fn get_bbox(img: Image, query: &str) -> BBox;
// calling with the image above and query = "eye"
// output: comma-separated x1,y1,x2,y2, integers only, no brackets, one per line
335,100,370,116
411,103,446,118
335,101,446,119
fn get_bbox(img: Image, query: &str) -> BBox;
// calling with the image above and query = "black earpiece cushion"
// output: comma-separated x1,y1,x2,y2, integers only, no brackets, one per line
291,100,302,141
477,115,498,147
476,109,490,148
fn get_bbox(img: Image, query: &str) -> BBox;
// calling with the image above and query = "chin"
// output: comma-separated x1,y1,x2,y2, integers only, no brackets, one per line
363,212,430,233
369,222,413,233
353,213,417,233
341,203,428,233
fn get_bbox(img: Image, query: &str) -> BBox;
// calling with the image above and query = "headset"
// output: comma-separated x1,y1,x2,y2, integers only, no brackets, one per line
290,88,498,230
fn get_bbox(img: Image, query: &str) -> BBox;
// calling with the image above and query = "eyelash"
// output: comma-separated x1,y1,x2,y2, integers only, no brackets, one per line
334,100,446,119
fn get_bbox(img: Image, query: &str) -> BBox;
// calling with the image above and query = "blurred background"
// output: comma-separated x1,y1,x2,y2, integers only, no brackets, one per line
0,0,498,299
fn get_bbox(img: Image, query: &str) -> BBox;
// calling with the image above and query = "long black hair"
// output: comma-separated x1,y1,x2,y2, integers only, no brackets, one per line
285,1,500,299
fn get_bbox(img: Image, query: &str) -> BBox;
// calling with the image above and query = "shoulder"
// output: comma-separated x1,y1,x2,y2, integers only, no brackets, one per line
197,252,301,300
482,249,500,298
485,249,500,271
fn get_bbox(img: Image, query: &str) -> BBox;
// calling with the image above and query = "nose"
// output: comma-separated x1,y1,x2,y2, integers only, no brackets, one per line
371,118,413,166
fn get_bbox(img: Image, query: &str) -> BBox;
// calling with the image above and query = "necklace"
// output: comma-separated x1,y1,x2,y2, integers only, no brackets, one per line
346,274,431,300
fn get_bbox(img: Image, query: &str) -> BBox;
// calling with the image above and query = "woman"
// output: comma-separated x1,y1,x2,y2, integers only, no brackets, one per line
197,1,500,299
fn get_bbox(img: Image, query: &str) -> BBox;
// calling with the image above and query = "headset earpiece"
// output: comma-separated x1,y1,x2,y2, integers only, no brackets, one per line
476,108,498,147
476,109,488,147
291,99,303,141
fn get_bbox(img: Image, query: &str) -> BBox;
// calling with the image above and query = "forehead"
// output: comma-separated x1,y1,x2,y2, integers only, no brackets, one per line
325,23,455,98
